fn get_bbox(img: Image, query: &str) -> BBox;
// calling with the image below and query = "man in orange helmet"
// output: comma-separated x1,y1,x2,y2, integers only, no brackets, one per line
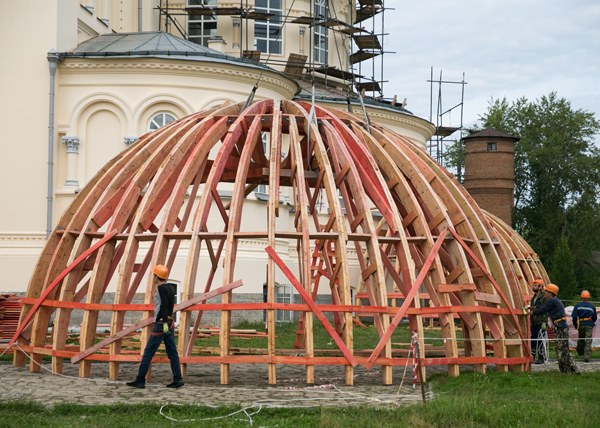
529,279,548,364
572,290,597,362
529,283,579,374
127,264,183,388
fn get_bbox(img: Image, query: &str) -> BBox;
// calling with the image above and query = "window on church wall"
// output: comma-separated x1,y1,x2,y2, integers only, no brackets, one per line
148,112,176,132
275,284,292,322
313,0,328,64
254,0,283,55
187,0,218,47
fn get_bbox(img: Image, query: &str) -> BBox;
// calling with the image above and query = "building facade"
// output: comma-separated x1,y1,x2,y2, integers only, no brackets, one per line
1,1,435,325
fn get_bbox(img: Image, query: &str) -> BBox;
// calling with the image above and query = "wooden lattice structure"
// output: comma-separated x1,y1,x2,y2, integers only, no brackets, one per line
11,100,548,385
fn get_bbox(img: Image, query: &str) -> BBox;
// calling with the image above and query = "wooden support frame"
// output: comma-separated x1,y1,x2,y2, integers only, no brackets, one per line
13,100,542,385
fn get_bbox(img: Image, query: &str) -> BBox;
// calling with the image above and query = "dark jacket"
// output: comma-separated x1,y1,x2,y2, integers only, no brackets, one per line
532,296,567,328
154,282,176,323
572,301,597,328
530,291,548,325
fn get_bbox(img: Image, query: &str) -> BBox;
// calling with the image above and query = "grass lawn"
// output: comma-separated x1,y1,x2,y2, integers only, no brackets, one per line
1,370,599,428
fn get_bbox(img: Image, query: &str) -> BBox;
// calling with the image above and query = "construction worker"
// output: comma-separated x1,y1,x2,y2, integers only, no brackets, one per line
528,284,579,374
572,290,597,362
127,265,184,388
529,279,548,364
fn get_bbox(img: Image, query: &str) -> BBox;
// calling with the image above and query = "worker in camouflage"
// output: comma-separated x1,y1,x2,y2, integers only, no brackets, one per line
529,284,579,374
572,290,597,362
529,279,548,364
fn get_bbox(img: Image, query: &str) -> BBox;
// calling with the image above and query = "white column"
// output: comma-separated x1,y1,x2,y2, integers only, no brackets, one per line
62,136,80,187
232,19,240,48
299,27,306,55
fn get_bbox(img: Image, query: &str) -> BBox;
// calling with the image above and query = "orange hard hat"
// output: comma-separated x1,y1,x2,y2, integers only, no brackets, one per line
532,279,544,287
152,264,168,279
581,290,590,299
545,283,559,295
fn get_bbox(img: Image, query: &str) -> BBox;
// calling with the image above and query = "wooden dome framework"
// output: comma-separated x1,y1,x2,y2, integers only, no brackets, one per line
11,99,548,385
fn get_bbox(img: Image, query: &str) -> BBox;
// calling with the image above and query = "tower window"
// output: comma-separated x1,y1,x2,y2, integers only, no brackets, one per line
487,142,497,151
188,0,218,47
254,0,283,55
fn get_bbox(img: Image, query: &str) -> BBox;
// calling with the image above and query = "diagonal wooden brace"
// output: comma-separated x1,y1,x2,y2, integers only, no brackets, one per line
265,246,357,367
70,279,243,364
9,229,119,348
446,227,530,358
364,228,448,369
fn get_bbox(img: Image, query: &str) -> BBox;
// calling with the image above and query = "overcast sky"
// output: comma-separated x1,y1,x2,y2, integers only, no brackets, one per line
373,0,600,135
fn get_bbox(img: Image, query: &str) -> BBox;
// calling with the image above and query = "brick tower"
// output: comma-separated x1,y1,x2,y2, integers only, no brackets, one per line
463,128,519,225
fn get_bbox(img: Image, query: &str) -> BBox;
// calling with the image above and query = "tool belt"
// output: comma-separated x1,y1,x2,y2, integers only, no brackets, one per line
576,317,592,330
553,317,566,324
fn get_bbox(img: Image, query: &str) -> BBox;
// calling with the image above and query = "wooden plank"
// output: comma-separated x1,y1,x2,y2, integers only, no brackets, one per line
265,246,357,367
350,213,364,232
386,176,399,189
438,283,477,292
70,280,243,363
361,263,377,281
428,212,445,231
401,210,418,228
474,291,502,304
365,228,448,370
9,230,118,347
335,163,350,186
266,101,281,384
445,265,464,284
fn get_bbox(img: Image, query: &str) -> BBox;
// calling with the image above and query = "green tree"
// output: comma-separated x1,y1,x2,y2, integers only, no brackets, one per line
549,236,578,300
446,93,600,290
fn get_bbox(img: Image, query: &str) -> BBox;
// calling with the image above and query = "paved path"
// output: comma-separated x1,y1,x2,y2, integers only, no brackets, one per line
1,356,598,409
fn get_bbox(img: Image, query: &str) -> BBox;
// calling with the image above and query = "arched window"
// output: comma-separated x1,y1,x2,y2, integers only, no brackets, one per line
148,112,176,132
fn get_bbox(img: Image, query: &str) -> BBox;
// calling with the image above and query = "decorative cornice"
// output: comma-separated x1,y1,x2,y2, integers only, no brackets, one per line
62,136,80,153
60,60,297,95
0,233,46,256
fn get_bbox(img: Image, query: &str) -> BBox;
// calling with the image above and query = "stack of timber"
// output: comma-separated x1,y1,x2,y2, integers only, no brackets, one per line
0,294,23,341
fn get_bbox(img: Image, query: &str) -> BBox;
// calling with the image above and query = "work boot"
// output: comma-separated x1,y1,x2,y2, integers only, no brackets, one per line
126,379,145,388
166,381,184,388
584,358,590,363
533,357,544,365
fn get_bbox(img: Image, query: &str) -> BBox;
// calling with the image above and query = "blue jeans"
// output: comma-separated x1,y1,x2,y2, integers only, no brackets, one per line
135,321,182,384
530,323,546,359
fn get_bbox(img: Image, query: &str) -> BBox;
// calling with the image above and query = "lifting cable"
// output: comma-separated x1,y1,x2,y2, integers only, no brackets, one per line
326,0,372,130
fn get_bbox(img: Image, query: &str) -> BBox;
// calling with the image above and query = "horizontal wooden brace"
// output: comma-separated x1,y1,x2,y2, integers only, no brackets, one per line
438,283,477,292
474,291,502,304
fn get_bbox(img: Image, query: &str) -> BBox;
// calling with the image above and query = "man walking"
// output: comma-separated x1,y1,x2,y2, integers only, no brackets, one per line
529,279,548,364
529,284,579,374
127,264,184,388
572,290,597,362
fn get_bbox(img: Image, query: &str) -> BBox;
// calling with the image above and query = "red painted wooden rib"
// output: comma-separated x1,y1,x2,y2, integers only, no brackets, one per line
365,228,448,369
70,279,243,363
265,245,358,367
9,229,118,347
